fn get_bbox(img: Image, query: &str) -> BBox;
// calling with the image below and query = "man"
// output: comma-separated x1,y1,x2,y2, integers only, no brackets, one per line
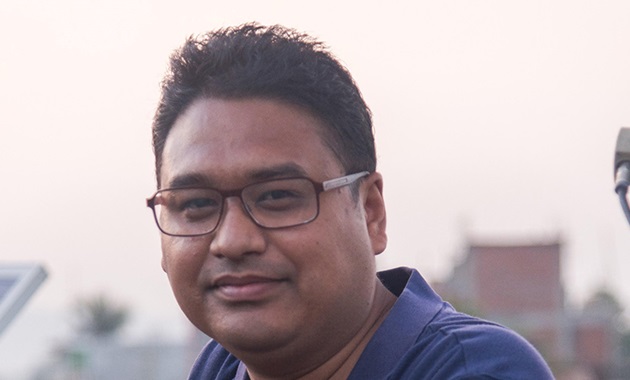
147,23,553,379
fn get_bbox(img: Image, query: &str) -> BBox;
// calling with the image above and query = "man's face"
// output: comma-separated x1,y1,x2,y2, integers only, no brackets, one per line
158,97,387,367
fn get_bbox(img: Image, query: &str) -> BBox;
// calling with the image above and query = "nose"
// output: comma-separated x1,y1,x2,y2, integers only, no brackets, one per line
209,197,266,260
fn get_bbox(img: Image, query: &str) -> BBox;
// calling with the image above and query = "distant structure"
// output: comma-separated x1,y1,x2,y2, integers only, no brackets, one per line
31,338,192,380
434,239,624,379
0,263,47,335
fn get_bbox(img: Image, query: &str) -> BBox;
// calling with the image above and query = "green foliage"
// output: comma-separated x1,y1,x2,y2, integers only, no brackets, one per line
584,288,624,317
74,294,129,338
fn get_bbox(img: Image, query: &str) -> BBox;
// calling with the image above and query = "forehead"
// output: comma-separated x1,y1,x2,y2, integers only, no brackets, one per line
160,97,342,188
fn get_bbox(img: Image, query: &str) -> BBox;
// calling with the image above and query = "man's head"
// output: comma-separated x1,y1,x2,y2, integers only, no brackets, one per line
152,23,375,187
150,24,388,378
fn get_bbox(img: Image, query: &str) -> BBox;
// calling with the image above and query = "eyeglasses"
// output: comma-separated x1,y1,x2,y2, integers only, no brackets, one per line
146,171,370,237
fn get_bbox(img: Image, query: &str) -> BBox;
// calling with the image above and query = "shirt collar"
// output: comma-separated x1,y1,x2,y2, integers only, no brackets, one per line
348,267,444,379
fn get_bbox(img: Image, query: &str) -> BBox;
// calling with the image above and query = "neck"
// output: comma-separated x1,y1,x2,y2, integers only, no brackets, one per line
247,281,397,380
324,281,396,380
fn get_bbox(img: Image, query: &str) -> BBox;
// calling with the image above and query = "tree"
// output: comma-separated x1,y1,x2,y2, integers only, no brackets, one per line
583,288,624,322
74,293,129,339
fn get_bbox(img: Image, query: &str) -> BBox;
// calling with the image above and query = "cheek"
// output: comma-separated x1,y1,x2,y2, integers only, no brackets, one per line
298,217,373,281
160,236,208,286
160,237,209,320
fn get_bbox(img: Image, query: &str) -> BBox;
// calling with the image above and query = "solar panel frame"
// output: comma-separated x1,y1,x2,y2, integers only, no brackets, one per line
0,264,47,335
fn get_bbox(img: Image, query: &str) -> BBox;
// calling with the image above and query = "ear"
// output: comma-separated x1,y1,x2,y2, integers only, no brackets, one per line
361,172,387,255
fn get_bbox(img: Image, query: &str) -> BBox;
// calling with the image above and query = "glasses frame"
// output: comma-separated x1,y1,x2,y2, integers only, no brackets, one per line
146,171,370,237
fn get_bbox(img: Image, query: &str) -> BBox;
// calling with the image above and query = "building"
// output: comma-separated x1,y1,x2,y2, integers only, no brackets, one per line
434,239,623,379
30,337,194,380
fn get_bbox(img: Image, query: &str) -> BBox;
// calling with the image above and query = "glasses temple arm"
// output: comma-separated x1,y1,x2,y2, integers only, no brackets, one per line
322,171,370,191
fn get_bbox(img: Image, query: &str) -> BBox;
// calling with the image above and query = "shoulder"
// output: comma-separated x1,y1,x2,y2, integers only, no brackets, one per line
188,339,241,380
369,268,553,379
396,308,554,379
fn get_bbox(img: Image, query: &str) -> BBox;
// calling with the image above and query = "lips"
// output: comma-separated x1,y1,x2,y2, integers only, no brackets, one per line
209,274,286,301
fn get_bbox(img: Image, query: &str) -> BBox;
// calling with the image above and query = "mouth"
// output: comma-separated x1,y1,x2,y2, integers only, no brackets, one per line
209,274,287,302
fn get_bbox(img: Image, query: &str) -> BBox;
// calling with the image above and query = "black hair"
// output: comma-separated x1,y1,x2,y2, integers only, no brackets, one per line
152,23,375,186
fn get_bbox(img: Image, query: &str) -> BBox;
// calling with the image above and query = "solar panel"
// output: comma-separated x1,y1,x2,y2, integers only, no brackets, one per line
0,264,47,335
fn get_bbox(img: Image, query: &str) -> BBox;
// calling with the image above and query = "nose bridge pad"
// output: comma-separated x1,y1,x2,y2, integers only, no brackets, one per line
211,195,264,259
241,200,257,224
219,196,255,228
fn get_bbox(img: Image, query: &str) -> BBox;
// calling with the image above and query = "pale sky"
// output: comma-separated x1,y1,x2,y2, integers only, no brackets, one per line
2,1,630,377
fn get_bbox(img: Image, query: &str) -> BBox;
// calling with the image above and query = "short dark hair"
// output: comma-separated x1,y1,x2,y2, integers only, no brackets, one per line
152,23,375,186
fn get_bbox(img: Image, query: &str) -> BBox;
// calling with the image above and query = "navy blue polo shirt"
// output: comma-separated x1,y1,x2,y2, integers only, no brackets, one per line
188,267,553,379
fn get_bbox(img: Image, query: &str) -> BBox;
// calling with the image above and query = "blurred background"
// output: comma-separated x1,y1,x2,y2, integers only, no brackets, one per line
1,1,629,379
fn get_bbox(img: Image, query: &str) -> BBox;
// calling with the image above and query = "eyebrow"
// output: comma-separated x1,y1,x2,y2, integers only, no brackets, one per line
247,164,308,182
165,163,309,190
166,173,211,189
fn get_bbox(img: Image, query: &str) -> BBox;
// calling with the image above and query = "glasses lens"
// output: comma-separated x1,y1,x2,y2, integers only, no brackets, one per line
243,178,318,228
153,188,223,236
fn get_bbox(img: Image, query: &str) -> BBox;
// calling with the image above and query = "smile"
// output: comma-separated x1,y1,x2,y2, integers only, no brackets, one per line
209,275,287,302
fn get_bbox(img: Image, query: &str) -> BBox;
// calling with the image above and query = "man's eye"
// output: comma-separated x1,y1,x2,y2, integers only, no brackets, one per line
258,189,298,202
171,196,221,222
180,197,218,210
255,189,305,210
